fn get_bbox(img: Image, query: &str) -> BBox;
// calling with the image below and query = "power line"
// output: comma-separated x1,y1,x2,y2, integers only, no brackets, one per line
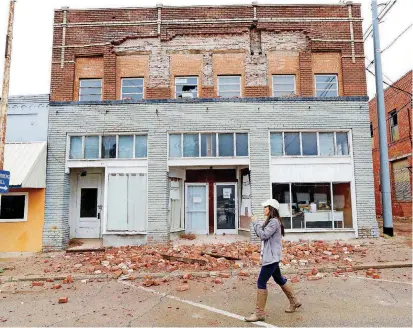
381,23,412,53
366,68,413,97
366,23,412,71
364,0,397,41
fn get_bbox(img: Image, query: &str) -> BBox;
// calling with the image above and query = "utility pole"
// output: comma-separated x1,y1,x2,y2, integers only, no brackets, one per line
0,0,16,170
371,0,393,236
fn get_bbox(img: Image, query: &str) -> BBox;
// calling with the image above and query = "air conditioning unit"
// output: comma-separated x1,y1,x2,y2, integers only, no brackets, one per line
182,92,194,98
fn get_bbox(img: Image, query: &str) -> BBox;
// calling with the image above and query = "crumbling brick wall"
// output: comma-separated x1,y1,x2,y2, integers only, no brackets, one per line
51,3,367,101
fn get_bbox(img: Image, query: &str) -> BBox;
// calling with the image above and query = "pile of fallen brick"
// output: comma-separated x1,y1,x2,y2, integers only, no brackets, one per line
37,240,367,280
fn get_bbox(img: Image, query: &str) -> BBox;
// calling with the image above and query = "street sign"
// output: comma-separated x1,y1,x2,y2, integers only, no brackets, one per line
0,170,10,194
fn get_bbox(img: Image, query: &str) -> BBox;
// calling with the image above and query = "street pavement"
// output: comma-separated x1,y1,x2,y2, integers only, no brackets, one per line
0,267,411,327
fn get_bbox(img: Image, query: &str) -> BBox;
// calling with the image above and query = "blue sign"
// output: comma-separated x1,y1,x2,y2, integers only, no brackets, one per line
0,170,10,194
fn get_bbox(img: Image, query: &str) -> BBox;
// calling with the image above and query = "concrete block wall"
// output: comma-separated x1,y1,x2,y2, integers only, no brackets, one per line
43,98,379,249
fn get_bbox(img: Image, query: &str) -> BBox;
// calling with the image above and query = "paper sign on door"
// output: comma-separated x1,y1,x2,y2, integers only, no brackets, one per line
193,196,202,203
223,188,232,199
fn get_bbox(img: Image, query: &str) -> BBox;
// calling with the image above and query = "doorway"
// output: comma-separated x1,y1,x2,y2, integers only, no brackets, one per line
185,183,209,234
214,182,238,234
74,173,102,238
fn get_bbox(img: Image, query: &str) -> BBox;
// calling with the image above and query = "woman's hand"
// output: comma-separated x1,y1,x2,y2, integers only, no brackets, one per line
250,215,258,222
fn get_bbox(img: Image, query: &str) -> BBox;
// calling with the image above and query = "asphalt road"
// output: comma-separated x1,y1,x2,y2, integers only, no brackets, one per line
0,268,411,327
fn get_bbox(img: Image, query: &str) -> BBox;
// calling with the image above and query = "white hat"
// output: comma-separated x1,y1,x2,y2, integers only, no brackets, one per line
261,199,280,210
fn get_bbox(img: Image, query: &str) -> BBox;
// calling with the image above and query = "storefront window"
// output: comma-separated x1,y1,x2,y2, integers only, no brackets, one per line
332,183,353,228
272,182,353,230
272,183,292,229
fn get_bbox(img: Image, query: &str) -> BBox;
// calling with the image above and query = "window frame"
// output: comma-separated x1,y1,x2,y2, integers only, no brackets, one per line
270,131,351,157
120,77,144,101
272,182,354,231
0,192,29,223
175,76,199,99
217,75,242,98
168,132,249,158
314,74,339,97
272,74,296,97
68,134,148,160
389,110,399,142
79,78,102,102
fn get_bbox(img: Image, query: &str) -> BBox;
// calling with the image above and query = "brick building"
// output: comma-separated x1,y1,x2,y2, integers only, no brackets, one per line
44,2,378,250
369,70,412,218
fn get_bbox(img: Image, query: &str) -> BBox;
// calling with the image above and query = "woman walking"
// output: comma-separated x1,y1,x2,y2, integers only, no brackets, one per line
245,199,301,322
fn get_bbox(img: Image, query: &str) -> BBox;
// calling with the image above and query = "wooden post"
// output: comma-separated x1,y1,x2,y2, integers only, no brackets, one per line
0,0,16,170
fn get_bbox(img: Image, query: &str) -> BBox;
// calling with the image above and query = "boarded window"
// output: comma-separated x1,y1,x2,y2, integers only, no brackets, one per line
392,159,411,201
106,173,147,232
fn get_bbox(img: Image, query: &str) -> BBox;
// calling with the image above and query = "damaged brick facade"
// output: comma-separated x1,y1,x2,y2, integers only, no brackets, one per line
51,3,367,101
44,3,378,250
369,70,412,218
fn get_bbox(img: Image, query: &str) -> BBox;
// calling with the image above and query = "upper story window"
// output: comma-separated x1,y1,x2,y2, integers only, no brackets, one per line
270,131,350,157
69,134,147,160
389,110,399,142
315,74,338,97
169,132,248,158
79,79,102,101
121,78,144,100
272,75,296,97
175,77,198,99
217,76,241,98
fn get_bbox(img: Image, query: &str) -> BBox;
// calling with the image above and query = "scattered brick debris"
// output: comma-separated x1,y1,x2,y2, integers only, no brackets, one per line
58,297,68,304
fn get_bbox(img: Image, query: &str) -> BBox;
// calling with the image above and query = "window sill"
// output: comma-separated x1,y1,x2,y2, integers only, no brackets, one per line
103,231,147,235
170,229,185,233
0,219,27,223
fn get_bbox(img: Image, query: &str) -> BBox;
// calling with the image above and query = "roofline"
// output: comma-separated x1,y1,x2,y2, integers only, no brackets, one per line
55,2,361,12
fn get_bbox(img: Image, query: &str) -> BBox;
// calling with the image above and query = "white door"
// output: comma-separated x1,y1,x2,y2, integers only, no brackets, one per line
185,183,209,234
75,173,102,238
214,183,238,234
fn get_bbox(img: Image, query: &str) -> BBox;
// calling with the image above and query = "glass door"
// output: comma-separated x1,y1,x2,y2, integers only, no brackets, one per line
214,183,238,234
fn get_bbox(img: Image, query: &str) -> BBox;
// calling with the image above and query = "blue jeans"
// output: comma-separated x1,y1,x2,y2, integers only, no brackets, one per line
257,262,287,289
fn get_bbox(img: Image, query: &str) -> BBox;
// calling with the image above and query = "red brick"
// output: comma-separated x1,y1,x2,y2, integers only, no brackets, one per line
32,281,44,287
58,297,69,304
369,71,412,218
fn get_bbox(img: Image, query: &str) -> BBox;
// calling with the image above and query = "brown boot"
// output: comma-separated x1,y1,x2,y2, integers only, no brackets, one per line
245,289,268,322
281,283,301,313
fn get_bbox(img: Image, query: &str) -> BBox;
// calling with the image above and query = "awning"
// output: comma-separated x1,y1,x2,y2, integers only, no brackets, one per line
4,142,47,188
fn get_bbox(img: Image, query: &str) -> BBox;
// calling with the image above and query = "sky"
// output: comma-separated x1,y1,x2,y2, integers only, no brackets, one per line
0,0,411,99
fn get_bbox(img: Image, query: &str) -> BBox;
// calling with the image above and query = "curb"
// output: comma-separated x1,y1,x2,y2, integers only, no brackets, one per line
1,261,411,283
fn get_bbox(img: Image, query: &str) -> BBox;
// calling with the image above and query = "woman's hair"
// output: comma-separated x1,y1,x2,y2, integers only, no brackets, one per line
265,206,285,237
